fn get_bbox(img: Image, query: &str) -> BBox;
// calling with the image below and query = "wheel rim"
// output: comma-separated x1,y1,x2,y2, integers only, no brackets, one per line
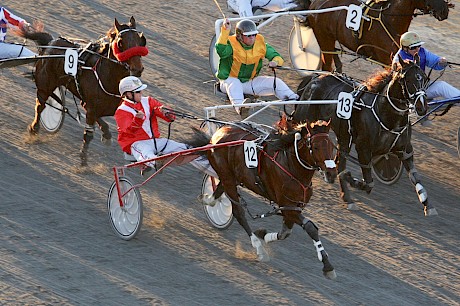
108,178,142,239
201,175,233,229
40,87,65,133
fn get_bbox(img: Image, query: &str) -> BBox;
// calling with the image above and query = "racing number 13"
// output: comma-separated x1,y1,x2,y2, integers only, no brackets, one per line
337,92,354,119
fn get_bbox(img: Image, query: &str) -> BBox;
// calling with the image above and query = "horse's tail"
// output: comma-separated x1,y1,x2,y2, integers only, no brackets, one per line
15,22,53,55
184,127,212,155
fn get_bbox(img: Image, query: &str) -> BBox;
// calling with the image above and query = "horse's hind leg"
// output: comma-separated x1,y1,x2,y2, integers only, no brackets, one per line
399,148,437,216
220,176,269,261
96,118,112,146
299,214,336,280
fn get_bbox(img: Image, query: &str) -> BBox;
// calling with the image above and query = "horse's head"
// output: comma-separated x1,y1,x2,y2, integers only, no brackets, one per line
394,55,429,116
417,0,450,21
303,120,337,183
110,16,148,76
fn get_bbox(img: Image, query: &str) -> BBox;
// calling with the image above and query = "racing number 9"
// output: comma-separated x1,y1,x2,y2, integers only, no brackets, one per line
64,49,78,76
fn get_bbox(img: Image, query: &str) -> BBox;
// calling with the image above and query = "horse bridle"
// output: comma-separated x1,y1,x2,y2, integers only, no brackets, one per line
294,131,334,171
387,64,427,113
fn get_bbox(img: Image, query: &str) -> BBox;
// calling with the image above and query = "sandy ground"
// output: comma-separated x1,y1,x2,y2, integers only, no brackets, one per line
0,0,459,305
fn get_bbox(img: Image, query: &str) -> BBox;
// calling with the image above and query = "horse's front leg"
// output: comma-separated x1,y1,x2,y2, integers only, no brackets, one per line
28,96,46,135
253,211,296,244
337,150,360,210
80,107,96,166
399,148,437,216
299,214,336,280
96,118,112,146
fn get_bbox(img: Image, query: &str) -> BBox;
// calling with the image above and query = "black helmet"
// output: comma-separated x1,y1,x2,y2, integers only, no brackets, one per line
235,19,258,39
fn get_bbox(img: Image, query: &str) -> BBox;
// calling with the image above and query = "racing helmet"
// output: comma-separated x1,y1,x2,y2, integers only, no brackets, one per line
235,19,259,40
400,31,425,48
119,76,148,95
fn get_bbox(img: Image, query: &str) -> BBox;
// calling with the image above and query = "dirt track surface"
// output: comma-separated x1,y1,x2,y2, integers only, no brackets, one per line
1,1,459,305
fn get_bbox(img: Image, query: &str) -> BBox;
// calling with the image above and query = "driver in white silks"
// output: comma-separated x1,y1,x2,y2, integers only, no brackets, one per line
0,6,36,59
227,0,299,17
115,76,217,177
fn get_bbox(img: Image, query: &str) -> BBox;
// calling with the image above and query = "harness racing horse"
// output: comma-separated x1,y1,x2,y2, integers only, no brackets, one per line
292,55,436,216
196,118,338,279
294,0,451,71
18,17,148,166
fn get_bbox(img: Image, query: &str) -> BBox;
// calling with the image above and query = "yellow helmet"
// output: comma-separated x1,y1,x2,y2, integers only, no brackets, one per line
400,31,425,48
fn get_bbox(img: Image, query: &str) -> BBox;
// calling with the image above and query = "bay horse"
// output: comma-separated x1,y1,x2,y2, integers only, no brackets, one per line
292,55,437,216
18,17,148,165
194,118,338,279
294,0,451,71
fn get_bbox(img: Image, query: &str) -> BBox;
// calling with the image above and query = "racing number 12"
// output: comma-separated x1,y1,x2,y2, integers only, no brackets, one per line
244,141,258,168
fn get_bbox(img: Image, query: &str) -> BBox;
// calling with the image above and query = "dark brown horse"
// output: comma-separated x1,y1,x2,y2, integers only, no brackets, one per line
18,17,148,165
295,0,451,71
292,56,437,216
195,118,338,278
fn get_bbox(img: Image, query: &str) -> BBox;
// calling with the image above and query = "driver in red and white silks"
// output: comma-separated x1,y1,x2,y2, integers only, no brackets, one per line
393,31,460,100
115,76,217,177
0,6,36,59
216,19,299,115
227,0,298,17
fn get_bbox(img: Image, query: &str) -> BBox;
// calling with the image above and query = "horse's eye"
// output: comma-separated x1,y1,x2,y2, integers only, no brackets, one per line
416,74,423,81
117,40,123,49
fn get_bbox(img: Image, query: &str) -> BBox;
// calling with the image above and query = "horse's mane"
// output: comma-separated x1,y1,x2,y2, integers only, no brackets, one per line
269,115,308,150
363,69,392,93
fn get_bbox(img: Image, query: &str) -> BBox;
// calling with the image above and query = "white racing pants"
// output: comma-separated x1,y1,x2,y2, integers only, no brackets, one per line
0,42,36,59
427,80,460,100
227,0,298,17
131,138,217,177
220,76,299,113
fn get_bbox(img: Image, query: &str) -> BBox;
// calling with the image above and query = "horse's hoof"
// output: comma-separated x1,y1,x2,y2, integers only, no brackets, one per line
257,253,270,262
101,137,112,146
424,207,438,216
347,203,359,211
197,194,216,207
323,269,337,280
27,125,38,135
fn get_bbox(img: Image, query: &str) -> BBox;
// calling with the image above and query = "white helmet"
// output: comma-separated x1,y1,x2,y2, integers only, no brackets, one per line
400,31,425,48
119,76,147,95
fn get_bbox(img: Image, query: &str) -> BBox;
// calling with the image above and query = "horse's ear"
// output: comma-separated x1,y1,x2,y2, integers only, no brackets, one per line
129,16,136,28
414,53,421,66
140,32,147,47
398,54,405,68
114,18,121,31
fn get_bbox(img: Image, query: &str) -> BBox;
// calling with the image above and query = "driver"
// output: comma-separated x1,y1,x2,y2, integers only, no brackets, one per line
115,76,217,177
393,31,460,125
216,19,299,118
227,0,299,17
0,6,36,59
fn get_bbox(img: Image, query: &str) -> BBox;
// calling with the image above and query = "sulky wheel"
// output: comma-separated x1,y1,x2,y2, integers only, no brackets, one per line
288,25,321,77
40,86,66,133
201,174,233,230
208,34,219,78
371,153,404,185
107,176,143,240
457,125,460,159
